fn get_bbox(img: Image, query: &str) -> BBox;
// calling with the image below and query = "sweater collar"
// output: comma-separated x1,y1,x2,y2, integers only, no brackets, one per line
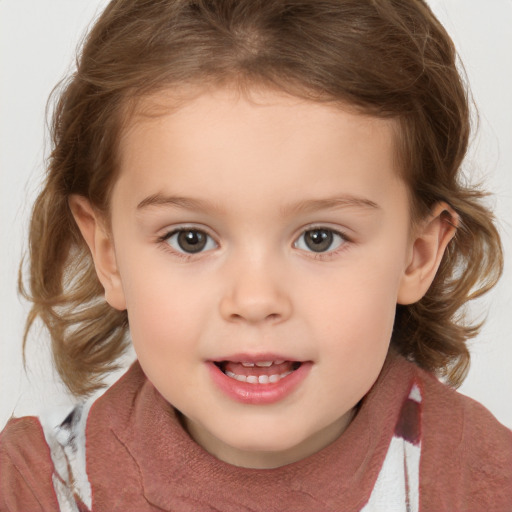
112,352,415,511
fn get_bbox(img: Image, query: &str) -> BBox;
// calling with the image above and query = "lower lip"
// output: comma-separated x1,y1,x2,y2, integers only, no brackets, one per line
207,361,312,405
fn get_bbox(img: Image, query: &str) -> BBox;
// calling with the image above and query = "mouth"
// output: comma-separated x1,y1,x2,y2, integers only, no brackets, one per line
213,360,303,385
208,357,311,404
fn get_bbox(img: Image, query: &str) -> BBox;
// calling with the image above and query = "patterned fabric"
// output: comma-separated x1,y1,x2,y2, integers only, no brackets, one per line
362,383,422,512
40,382,423,512
40,403,94,512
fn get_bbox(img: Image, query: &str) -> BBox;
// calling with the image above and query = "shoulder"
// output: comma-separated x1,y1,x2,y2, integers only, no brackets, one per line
412,362,512,511
0,416,60,511
0,363,146,512
418,364,512,457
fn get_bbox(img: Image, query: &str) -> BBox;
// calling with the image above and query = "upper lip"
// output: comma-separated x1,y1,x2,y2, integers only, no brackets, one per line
209,353,303,363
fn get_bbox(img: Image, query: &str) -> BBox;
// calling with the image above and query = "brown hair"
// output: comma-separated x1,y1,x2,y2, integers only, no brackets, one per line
21,0,503,395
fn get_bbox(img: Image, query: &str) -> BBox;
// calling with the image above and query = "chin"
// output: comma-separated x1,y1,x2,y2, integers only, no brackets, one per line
233,437,299,453
219,423,314,454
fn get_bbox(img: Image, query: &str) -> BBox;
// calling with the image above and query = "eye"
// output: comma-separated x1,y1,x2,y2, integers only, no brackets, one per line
165,229,217,254
294,228,346,253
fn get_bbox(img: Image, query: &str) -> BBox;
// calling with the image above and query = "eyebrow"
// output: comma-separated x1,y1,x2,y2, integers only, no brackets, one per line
280,196,380,217
136,193,380,215
137,194,223,213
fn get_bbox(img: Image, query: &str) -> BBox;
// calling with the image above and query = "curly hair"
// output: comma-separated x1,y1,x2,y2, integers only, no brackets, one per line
20,0,503,395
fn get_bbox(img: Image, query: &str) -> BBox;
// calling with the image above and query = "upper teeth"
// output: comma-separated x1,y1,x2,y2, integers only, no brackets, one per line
241,360,285,367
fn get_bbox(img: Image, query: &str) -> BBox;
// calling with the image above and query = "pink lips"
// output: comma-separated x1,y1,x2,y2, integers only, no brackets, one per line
207,357,312,405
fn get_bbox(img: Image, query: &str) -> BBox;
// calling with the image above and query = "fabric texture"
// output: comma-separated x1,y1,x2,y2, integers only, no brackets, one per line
1,352,511,511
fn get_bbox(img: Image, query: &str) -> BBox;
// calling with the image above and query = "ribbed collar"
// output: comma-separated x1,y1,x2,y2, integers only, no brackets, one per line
88,351,416,511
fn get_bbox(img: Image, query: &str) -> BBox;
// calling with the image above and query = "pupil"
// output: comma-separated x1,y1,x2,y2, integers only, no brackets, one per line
178,230,207,253
305,229,333,252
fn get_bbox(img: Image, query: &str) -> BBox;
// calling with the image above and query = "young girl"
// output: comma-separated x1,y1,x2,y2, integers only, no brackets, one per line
1,0,511,510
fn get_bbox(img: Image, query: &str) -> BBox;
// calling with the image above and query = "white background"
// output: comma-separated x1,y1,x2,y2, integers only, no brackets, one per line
1,0,511,430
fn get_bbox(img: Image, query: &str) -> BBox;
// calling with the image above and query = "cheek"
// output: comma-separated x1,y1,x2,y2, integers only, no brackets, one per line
123,270,207,392
308,255,402,324
128,290,201,345
300,246,405,363
116,252,207,350
311,286,396,363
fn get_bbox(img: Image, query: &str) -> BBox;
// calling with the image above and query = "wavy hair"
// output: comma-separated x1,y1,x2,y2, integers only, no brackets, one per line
21,0,503,395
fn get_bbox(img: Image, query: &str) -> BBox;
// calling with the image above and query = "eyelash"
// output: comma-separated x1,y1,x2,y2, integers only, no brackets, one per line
157,226,351,260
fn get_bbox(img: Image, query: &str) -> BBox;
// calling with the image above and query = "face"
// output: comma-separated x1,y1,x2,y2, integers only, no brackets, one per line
105,87,416,468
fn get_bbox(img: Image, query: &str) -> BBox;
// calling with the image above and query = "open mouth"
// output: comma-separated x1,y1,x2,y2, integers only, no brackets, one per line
214,360,302,385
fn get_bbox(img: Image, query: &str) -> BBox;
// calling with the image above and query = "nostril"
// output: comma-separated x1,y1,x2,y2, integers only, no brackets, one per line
219,286,292,325
228,311,282,323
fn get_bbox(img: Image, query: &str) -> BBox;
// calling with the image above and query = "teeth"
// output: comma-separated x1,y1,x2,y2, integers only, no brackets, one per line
240,360,286,367
255,361,273,367
223,370,294,384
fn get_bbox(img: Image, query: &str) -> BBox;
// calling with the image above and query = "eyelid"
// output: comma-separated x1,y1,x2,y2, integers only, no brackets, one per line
158,223,218,240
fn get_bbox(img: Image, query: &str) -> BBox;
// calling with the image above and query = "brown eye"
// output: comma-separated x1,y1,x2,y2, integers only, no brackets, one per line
304,229,333,252
166,229,216,254
295,228,345,253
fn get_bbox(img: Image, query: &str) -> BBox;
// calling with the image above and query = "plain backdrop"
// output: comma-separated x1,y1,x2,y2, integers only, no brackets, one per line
1,0,511,431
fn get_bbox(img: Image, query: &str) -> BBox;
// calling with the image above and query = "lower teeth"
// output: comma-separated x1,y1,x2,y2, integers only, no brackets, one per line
225,370,293,384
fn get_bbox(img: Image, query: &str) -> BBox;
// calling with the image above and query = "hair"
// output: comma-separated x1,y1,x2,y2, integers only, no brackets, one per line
20,0,503,396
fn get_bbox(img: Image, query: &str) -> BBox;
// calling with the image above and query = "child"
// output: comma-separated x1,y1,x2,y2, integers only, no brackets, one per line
1,0,511,510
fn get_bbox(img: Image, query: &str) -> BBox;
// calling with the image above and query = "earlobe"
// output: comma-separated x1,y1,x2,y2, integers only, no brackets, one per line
397,203,458,305
68,195,127,311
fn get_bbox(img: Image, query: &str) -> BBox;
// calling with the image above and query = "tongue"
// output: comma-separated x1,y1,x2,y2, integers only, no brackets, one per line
223,361,297,377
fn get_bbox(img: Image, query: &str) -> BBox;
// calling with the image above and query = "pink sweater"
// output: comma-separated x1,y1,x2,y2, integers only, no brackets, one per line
1,353,511,511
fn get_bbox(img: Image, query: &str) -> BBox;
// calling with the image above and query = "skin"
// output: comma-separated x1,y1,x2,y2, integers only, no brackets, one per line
71,87,456,469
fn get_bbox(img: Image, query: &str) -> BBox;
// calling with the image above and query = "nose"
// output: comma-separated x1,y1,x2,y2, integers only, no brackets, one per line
219,256,292,324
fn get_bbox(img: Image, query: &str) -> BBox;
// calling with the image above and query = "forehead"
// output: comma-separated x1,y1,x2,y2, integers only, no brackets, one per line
113,86,404,215
122,84,399,154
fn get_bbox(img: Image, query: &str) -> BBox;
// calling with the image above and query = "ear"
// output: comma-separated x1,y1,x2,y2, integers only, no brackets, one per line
68,195,127,311
397,202,458,305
